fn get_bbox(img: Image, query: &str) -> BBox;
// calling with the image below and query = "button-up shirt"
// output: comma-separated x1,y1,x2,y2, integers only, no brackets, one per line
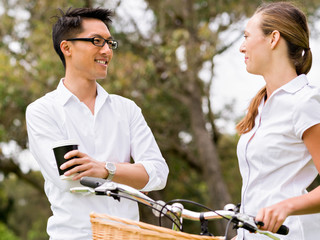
26,79,169,240
237,75,320,239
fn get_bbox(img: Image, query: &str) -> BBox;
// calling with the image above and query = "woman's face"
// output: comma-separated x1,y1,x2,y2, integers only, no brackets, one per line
239,13,271,75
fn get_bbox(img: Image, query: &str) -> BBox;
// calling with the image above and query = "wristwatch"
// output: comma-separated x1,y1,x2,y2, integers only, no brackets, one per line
105,162,116,181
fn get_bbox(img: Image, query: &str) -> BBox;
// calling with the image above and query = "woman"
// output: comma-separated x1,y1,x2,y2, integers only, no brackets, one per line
235,2,320,239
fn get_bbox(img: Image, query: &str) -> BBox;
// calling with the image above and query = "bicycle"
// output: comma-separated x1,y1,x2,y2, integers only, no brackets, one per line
70,176,289,240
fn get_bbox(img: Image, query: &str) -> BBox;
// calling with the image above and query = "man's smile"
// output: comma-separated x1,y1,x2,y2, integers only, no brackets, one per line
95,59,108,65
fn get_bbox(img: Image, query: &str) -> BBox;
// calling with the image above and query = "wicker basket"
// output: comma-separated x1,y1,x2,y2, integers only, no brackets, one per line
90,212,224,240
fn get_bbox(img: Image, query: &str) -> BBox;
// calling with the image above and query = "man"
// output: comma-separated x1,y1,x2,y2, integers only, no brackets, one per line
26,8,169,240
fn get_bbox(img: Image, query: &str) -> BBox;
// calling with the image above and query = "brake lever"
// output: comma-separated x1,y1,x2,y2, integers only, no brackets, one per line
70,187,95,195
94,182,121,201
231,213,258,233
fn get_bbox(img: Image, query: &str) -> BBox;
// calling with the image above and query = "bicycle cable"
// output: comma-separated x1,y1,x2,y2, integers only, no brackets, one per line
224,217,234,240
159,198,232,234
106,190,182,230
163,199,231,221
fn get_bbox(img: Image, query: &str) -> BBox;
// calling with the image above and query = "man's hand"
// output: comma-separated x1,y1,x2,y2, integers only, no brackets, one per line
60,150,149,189
60,150,108,180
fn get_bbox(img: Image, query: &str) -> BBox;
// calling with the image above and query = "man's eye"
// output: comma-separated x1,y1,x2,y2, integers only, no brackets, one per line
107,40,118,49
94,38,104,44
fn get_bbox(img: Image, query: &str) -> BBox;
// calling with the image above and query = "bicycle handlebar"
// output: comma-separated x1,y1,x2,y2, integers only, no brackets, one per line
70,177,289,239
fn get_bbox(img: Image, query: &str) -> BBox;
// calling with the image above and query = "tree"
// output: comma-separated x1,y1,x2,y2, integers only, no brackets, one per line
100,0,320,233
1,0,320,238
103,0,254,233
0,222,19,240
0,0,92,238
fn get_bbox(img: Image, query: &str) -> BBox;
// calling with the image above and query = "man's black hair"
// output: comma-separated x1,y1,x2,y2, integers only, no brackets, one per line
52,8,113,68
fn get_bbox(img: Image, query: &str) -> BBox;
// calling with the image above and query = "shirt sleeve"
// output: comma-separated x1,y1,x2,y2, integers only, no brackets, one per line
293,87,320,139
128,101,169,192
26,100,70,191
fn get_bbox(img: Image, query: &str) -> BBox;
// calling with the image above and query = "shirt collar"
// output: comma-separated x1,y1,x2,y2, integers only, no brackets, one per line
56,79,110,106
95,82,110,113
56,79,74,106
279,74,309,94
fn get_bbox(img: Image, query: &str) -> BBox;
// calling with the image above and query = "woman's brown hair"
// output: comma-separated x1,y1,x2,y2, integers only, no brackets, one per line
236,1,312,134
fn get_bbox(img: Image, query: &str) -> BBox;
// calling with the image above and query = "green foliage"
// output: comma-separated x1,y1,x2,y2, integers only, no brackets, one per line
27,220,50,240
217,133,242,203
0,222,19,240
0,169,51,240
0,173,50,240
1,0,320,238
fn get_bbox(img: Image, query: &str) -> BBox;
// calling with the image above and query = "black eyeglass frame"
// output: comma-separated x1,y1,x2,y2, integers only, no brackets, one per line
66,37,118,49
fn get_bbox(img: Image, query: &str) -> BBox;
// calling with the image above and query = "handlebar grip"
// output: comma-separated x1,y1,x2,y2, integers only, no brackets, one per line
276,224,289,235
256,221,289,235
80,177,107,188
256,220,289,235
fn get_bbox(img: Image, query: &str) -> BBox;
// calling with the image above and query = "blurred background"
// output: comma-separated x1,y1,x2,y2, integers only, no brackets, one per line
1,0,320,239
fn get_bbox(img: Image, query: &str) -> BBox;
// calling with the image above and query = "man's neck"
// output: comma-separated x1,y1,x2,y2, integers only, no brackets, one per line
63,74,98,115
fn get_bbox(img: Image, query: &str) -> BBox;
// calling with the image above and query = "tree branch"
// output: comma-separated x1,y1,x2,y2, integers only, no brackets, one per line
162,139,202,171
0,156,43,192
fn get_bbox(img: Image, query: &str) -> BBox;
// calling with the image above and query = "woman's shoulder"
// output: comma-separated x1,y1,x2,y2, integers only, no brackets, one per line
292,84,320,138
295,84,320,107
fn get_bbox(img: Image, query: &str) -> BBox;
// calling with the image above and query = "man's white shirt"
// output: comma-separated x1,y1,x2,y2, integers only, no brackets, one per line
26,79,169,240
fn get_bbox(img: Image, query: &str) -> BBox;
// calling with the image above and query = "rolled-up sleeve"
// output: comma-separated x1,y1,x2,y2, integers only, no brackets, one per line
128,101,169,192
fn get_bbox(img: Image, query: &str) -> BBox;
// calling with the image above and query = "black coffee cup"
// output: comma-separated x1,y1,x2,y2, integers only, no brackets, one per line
52,139,79,180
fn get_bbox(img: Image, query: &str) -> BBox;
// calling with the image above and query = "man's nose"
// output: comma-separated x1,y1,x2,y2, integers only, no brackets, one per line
100,43,113,54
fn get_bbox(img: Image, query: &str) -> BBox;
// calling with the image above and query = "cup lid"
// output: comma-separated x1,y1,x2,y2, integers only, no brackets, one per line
52,139,79,149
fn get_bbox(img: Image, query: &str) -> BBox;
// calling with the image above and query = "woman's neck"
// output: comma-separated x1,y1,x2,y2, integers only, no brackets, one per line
263,67,297,100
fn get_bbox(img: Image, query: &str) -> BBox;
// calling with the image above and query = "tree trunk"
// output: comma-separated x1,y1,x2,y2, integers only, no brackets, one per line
186,78,234,236
189,82,231,208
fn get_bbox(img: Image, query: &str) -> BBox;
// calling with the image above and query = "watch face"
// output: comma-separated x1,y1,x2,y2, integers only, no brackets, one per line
106,162,116,172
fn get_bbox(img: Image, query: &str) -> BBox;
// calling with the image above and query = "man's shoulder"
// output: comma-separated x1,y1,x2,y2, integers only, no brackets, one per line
108,94,137,107
26,90,59,114
106,94,142,118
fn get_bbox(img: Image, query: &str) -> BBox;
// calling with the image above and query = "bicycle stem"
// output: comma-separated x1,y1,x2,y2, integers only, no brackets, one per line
169,203,184,231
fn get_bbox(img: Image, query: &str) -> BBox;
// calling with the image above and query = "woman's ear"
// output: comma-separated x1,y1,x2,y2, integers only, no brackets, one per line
270,30,281,49
60,40,72,56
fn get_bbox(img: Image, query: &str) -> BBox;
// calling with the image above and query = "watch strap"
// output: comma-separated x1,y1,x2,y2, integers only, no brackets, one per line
105,162,116,181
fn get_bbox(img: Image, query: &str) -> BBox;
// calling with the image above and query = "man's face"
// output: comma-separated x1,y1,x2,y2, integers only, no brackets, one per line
66,18,113,80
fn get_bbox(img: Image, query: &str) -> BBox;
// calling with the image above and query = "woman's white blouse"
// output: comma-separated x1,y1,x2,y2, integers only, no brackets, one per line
237,75,320,240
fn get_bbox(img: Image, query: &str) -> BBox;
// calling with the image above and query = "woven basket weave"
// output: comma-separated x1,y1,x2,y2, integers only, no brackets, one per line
90,212,224,240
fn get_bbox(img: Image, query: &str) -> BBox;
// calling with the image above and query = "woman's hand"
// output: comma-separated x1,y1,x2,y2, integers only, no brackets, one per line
255,124,320,233
255,201,292,233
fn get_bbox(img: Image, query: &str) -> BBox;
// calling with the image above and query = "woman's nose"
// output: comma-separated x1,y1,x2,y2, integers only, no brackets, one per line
239,42,246,53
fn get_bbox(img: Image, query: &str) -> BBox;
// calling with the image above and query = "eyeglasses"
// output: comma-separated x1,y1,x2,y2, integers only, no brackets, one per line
66,37,118,50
